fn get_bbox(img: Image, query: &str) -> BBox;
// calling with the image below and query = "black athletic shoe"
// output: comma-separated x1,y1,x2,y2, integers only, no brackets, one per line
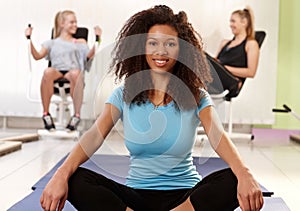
66,116,80,131
42,113,55,130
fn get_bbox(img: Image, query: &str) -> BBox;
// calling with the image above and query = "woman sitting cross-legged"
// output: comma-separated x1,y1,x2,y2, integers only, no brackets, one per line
40,5,263,211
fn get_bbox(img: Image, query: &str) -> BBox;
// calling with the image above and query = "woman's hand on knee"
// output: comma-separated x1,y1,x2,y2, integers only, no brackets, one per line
237,171,264,211
40,172,69,211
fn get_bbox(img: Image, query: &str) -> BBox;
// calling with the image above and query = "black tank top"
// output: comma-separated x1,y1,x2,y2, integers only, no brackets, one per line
217,38,247,82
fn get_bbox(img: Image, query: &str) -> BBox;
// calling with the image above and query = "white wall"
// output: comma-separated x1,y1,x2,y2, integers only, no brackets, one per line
0,0,278,124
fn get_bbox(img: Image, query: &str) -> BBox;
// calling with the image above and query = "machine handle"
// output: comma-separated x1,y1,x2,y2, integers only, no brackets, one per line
283,104,292,112
272,104,291,113
26,24,31,39
272,108,289,113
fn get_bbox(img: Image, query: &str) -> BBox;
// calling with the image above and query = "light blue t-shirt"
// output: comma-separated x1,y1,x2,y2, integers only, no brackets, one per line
106,86,213,190
42,38,89,71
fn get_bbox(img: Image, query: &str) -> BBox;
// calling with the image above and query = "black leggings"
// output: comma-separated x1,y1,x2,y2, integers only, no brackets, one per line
68,167,239,211
206,53,243,100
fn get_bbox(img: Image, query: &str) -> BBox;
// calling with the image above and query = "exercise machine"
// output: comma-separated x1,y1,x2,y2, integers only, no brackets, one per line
272,104,300,143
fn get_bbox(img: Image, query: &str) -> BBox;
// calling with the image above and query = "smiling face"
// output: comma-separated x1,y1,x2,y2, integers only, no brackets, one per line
61,13,78,35
229,13,246,35
145,24,179,73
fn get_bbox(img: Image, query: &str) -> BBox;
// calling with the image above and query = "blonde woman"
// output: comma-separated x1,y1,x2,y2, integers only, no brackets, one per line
25,10,102,131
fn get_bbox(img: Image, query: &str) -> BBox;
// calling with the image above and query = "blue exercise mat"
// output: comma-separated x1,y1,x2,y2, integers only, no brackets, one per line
8,189,290,211
31,154,273,196
32,154,130,190
7,188,76,211
31,155,232,189
8,154,276,211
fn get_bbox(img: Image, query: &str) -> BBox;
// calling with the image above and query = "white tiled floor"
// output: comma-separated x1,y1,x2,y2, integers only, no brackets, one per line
0,128,299,211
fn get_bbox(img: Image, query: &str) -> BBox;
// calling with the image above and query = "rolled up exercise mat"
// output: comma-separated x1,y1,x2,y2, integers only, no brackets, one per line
0,133,39,143
0,141,22,156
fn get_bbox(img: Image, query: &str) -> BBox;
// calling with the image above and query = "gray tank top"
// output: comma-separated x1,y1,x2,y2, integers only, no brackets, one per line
42,38,89,71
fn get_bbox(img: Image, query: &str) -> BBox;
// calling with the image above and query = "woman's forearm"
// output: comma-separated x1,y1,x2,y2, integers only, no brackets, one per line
86,46,96,59
213,132,250,179
54,122,107,180
225,66,256,78
200,106,250,179
30,41,47,60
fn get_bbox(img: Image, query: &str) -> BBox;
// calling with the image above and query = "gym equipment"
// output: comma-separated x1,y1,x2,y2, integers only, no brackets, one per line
0,133,39,156
0,141,22,156
272,104,300,143
0,133,39,143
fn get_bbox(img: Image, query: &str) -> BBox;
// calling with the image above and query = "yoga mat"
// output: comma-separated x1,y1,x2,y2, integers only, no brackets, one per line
8,154,276,211
9,188,288,211
32,154,273,196
0,141,22,156
0,133,39,143
7,188,76,211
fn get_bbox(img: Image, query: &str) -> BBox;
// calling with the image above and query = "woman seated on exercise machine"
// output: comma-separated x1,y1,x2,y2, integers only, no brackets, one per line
213,6,260,99
25,10,102,131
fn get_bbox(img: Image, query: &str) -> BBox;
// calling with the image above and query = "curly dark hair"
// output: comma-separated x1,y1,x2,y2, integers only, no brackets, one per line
110,5,212,110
